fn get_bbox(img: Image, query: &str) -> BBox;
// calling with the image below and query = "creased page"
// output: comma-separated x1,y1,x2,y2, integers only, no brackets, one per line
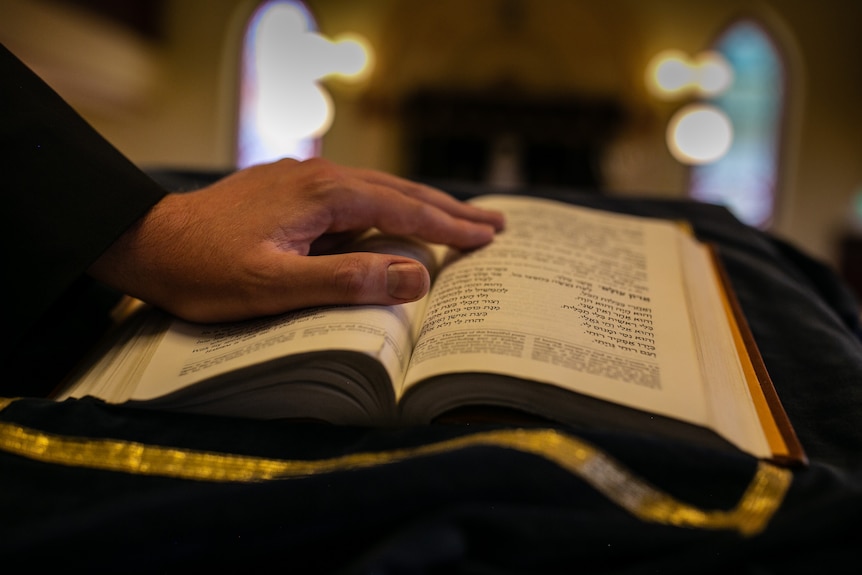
132,302,424,401
403,195,710,427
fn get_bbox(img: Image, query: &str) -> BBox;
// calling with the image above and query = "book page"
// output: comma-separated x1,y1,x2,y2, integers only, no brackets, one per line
113,230,445,403
56,306,172,403
403,195,711,427
679,237,772,456
130,300,426,402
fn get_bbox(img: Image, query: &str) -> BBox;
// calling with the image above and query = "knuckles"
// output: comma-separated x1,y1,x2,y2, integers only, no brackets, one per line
331,256,375,302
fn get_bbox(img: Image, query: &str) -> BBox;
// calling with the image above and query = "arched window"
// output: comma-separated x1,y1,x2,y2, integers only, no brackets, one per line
689,19,786,228
237,0,323,168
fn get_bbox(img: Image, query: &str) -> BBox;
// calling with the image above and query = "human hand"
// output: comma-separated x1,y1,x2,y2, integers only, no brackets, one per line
89,158,505,323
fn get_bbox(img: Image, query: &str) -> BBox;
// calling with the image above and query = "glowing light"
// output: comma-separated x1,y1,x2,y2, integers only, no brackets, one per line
255,82,334,141
252,6,371,139
694,51,734,96
647,50,694,99
253,9,371,83
238,0,374,167
667,104,733,164
330,33,373,80
647,50,733,99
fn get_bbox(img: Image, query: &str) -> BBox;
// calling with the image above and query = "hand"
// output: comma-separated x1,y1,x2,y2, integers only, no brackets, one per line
89,158,505,323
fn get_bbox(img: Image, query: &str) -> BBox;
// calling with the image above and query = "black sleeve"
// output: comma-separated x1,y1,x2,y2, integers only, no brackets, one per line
0,44,167,392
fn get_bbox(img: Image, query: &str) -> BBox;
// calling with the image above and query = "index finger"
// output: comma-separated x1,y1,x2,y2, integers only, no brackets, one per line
325,178,501,250
343,166,506,231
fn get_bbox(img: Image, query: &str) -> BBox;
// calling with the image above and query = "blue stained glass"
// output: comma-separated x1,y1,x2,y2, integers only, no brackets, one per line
690,20,784,228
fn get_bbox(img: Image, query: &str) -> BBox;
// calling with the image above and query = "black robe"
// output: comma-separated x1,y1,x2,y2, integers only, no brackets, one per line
1,43,166,396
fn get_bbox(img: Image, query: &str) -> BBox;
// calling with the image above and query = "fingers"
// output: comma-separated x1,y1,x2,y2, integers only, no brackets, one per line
344,165,506,231
314,166,505,250
360,194,498,250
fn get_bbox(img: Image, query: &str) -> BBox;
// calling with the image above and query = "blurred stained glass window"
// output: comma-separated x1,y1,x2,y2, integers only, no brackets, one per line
689,20,785,228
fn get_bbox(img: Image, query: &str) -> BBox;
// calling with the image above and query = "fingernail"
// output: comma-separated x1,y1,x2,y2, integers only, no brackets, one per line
387,262,429,300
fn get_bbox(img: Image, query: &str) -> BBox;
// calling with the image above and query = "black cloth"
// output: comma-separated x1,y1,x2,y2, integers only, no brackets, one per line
2,44,862,574
2,396,860,575
1,43,166,396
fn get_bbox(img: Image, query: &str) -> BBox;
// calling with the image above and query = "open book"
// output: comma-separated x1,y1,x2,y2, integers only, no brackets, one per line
58,194,806,465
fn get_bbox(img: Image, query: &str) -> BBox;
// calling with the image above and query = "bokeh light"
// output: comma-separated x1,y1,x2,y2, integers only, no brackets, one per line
666,104,733,164
646,50,694,99
694,51,734,96
238,0,373,167
646,49,733,99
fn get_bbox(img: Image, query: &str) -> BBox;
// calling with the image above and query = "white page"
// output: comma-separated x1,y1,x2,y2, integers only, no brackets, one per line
131,301,425,401
404,195,710,426
679,236,770,455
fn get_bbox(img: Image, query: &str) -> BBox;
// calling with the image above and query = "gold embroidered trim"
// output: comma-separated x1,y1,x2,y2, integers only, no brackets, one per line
0,410,790,536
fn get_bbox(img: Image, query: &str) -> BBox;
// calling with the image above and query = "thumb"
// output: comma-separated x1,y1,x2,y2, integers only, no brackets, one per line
282,253,432,308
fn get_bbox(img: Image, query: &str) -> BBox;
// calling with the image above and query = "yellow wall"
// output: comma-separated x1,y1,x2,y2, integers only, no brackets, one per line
1,0,860,269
